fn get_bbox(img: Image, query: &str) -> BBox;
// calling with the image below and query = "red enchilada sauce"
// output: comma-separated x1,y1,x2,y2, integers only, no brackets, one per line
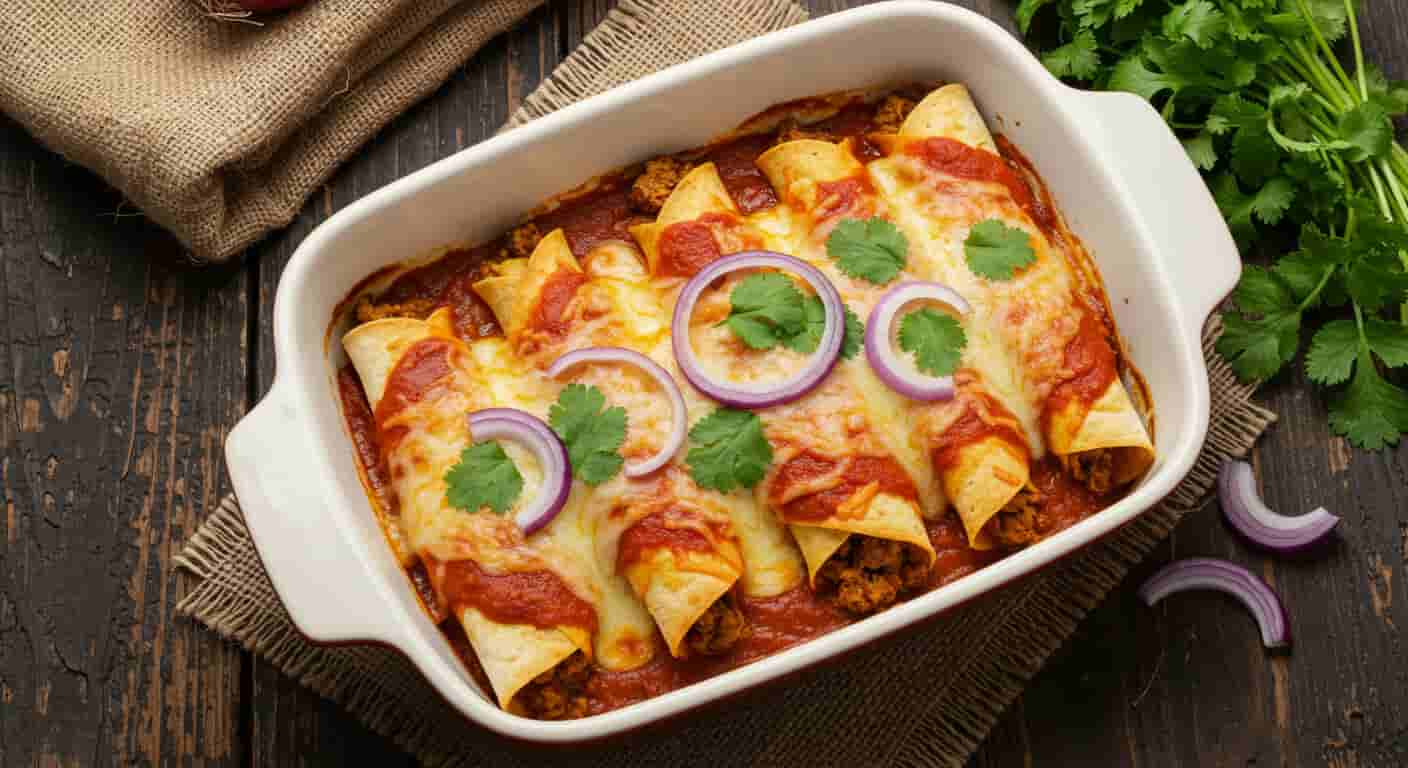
905,136,1058,236
615,511,719,572
372,337,456,454
1042,311,1118,430
585,585,849,714
931,394,1031,473
772,452,918,522
529,268,589,338
425,555,598,633
703,134,779,214
813,175,874,221
657,216,726,278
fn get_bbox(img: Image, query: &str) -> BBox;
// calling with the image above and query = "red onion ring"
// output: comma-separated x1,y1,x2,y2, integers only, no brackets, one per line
1138,557,1290,650
1218,460,1339,555
466,409,570,535
865,281,971,401
547,347,686,478
671,251,843,408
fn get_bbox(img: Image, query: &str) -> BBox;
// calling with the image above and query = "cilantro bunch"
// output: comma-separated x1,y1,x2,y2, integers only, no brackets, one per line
1018,0,1408,449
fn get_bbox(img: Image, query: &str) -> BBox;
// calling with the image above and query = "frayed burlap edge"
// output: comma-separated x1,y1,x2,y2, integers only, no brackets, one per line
175,0,1278,761
502,0,808,130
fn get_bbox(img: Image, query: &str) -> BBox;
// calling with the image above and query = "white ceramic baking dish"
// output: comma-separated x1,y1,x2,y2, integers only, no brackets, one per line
224,0,1240,743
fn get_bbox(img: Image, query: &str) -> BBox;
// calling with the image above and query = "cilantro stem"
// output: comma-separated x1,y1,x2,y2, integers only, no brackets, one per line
1379,159,1408,223
1295,0,1358,101
1300,265,1338,314
1344,0,1370,101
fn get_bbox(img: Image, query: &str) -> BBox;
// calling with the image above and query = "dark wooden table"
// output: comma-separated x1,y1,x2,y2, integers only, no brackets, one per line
3,1,1406,765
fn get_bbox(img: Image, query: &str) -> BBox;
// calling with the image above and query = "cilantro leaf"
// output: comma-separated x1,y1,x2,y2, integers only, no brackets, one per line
827,218,907,284
964,219,1037,280
1329,347,1408,450
1303,0,1348,42
1337,102,1393,163
1346,258,1408,314
1271,248,1336,307
1233,265,1292,314
1216,308,1301,382
1305,319,1359,385
549,383,626,485
1182,131,1218,171
783,299,864,360
1107,55,1185,100
1206,94,1266,136
1363,64,1408,115
686,409,773,492
1161,0,1225,48
781,294,826,355
1042,31,1102,79
1230,123,1283,187
841,304,864,360
725,273,807,350
445,441,523,515
1212,173,1293,246
898,308,967,377
1015,0,1052,33
1364,318,1408,368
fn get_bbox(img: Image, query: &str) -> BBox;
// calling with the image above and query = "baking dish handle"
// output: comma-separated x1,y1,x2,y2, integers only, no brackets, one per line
1072,89,1242,338
224,382,396,646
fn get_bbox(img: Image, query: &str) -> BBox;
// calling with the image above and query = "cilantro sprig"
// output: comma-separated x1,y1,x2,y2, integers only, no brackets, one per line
445,442,523,515
826,217,908,284
898,308,968,376
964,219,1037,281
549,383,627,485
1217,204,1408,449
1018,0,1408,449
723,273,863,359
686,409,774,492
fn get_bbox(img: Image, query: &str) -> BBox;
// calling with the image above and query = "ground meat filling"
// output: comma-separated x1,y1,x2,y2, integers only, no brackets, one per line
684,594,747,656
501,221,544,260
815,536,929,615
1060,449,1114,494
991,484,1043,549
872,94,916,133
630,156,693,213
512,651,591,720
775,119,836,144
354,296,436,324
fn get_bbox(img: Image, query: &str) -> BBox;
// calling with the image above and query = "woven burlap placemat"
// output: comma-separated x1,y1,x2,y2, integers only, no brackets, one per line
0,0,541,263
175,1,1277,764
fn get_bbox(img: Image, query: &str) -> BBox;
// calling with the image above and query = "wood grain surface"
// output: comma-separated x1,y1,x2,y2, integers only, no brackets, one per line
1,0,1405,765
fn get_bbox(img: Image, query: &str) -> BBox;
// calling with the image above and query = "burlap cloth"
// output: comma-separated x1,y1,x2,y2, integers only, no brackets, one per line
172,1,1277,764
0,0,542,263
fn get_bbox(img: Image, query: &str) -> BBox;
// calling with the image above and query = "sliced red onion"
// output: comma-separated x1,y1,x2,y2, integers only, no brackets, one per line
865,282,971,401
1138,558,1290,651
466,409,570,536
672,251,843,408
547,347,686,478
1218,460,1339,555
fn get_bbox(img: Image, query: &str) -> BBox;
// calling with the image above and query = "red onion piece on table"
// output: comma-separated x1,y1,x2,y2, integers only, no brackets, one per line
1138,557,1290,650
1218,460,1338,555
